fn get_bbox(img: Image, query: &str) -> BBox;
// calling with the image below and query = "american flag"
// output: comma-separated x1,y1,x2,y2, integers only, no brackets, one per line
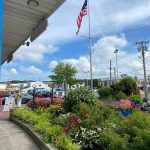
76,0,88,35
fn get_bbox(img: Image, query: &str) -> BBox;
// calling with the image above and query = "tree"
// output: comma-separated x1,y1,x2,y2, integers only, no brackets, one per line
93,79,101,88
49,63,77,89
119,76,137,96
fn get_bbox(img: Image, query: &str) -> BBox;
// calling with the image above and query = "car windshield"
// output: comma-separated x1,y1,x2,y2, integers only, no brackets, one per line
55,89,63,91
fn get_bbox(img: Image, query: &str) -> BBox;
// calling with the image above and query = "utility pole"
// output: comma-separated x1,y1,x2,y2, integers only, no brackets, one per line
136,41,149,97
110,60,112,86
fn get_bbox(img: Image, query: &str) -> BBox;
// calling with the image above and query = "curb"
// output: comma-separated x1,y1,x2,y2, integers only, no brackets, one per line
10,117,58,150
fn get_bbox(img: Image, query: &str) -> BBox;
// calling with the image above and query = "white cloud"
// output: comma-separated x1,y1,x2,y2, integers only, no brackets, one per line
92,35,128,62
62,57,90,73
37,0,150,44
54,35,145,79
14,43,59,63
21,66,43,75
3,1,150,81
48,60,58,69
2,68,18,76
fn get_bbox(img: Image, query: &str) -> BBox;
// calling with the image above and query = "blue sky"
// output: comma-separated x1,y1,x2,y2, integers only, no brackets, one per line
1,0,150,81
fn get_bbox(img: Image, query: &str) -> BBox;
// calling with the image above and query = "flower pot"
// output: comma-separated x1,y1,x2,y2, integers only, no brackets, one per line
117,109,132,116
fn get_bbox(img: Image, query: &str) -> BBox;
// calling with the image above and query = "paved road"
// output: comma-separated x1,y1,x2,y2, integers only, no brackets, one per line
0,111,40,150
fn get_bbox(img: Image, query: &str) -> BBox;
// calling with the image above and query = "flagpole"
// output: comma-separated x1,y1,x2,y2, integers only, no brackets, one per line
87,0,93,91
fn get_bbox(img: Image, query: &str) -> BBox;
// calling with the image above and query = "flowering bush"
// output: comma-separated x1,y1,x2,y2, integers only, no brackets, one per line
52,98,64,104
47,103,62,116
112,99,142,111
27,98,50,109
63,88,98,112
27,98,64,109
63,112,101,149
112,99,133,110
130,101,142,109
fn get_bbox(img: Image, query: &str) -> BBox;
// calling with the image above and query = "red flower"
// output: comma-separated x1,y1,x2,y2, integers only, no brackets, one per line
84,113,90,119
63,127,68,133
70,113,76,119
69,119,76,126
77,118,82,124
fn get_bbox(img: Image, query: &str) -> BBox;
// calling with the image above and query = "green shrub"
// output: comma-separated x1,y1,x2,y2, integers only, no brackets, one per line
119,77,137,96
129,129,150,150
63,88,98,112
115,91,127,100
55,135,80,150
11,106,150,150
127,110,150,129
111,82,122,95
62,103,123,149
76,103,121,125
10,108,79,150
53,115,69,126
33,120,49,134
43,126,63,143
11,108,34,122
99,129,129,150
47,103,62,116
98,86,113,98
128,94,142,104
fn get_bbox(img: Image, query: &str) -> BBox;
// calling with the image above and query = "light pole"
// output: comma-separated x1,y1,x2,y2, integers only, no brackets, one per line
114,49,119,81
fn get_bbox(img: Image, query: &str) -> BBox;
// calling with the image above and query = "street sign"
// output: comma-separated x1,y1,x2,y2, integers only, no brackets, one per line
3,97,15,112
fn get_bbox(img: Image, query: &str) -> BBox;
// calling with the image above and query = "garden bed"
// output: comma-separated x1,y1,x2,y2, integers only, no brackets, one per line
10,105,150,150
10,87,150,150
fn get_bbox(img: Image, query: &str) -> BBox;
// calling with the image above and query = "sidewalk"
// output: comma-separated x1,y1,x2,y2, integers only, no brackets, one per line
0,109,40,150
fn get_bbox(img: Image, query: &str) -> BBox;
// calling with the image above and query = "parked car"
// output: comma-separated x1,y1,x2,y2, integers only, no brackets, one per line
54,88,65,98
92,88,99,96
21,93,33,104
0,92,9,98
35,90,51,98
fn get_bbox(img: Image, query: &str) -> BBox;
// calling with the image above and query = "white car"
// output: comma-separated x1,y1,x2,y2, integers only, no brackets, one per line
93,89,99,96
54,88,65,98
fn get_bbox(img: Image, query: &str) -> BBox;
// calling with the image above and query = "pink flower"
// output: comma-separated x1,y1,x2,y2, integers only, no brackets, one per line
113,99,133,109
69,119,76,126
84,113,90,119
77,118,82,124
70,113,76,119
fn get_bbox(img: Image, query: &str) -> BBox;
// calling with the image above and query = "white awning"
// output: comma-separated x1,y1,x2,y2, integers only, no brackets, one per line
2,0,65,64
